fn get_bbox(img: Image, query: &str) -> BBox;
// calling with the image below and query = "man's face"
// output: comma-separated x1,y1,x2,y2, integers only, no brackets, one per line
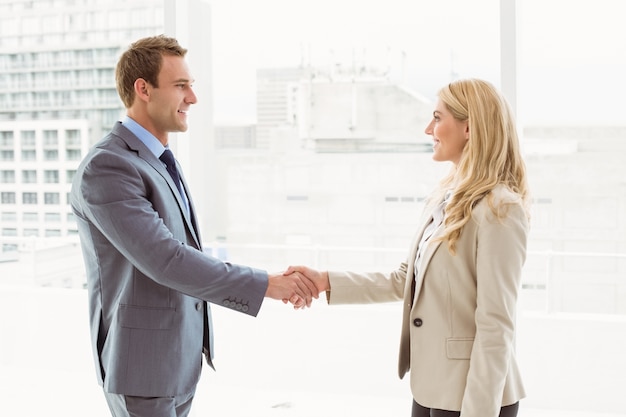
145,55,197,140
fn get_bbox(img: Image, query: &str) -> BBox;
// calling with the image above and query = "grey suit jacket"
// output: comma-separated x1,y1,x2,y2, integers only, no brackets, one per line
327,185,527,417
71,122,268,397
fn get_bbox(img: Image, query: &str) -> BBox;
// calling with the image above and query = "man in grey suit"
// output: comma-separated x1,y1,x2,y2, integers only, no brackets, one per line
71,35,316,417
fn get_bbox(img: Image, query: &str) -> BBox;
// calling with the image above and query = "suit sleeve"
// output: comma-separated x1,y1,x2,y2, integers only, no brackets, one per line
74,148,268,316
461,201,528,416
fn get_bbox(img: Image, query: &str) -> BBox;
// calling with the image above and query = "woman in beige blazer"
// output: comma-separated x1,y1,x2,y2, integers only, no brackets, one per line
287,78,530,417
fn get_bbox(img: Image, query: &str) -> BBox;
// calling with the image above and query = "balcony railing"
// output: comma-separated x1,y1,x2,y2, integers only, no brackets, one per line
1,240,625,417
1,237,624,317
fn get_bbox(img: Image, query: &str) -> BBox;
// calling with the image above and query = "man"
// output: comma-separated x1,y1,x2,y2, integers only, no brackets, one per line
71,35,315,417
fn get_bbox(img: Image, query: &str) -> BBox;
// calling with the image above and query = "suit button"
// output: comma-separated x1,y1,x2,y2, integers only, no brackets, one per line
196,302,202,311
241,305,249,313
413,318,423,327
235,303,242,310
222,299,230,307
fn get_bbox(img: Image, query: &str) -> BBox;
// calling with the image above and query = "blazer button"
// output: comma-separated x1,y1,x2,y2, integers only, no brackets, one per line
413,318,423,327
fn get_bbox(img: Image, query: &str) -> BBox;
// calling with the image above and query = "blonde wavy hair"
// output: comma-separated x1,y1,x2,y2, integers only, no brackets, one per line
432,78,530,254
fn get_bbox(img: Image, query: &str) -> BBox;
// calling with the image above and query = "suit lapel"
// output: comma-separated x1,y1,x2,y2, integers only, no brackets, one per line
113,123,202,249
178,169,202,247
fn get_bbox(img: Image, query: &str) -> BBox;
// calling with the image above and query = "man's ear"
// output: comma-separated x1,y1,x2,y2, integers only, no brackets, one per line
134,78,150,102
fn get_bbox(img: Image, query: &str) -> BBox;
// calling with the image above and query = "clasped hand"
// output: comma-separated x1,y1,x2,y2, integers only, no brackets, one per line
265,266,330,309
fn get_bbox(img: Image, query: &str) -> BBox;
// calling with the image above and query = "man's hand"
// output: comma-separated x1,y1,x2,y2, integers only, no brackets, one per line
265,272,319,309
284,265,330,293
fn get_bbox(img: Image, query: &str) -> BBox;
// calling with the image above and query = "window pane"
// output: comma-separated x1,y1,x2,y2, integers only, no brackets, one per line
44,170,59,183
0,170,15,183
23,212,38,222
1,212,16,221
21,150,36,161
0,130,14,146
22,192,37,204
44,192,60,204
22,170,37,183
20,130,36,146
1,192,16,204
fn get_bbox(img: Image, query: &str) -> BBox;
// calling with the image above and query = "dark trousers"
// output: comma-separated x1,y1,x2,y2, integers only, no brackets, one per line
412,400,519,417
103,388,196,417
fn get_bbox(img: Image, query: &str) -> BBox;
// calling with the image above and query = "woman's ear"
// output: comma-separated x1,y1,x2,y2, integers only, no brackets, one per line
465,122,470,140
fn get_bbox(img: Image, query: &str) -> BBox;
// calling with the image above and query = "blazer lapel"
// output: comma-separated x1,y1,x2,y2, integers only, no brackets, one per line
403,209,433,304
407,199,447,306
412,223,445,303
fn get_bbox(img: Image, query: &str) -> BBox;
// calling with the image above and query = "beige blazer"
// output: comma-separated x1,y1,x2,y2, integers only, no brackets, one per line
328,185,528,417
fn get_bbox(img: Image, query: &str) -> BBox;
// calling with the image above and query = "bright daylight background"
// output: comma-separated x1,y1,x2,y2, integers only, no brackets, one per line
1,0,625,416
208,0,626,125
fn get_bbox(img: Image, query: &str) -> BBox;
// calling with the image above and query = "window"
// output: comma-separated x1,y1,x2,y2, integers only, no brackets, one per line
34,92,50,107
1,212,16,221
44,170,59,183
21,150,36,161
42,14,61,32
0,150,14,161
23,228,39,237
44,192,60,204
1,192,15,204
0,130,14,146
22,192,37,204
22,212,38,222
0,170,15,183
1,228,17,237
20,130,36,147
65,129,81,146
44,150,58,161
66,169,76,183
66,149,81,161
22,170,37,183
43,129,58,146
44,212,61,222
45,229,61,237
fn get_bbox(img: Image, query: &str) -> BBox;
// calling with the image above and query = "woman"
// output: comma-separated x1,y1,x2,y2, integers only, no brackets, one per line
287,78,530,417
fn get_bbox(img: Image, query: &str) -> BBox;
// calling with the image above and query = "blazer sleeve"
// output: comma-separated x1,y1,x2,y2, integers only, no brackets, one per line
327,263,408,304
461,198,528,416
73,146,268,316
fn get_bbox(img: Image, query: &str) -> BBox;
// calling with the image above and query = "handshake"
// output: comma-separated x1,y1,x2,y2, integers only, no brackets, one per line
265,265,330,309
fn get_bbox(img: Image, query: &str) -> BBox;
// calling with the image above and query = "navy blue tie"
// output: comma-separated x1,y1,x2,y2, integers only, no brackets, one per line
159,149,183,197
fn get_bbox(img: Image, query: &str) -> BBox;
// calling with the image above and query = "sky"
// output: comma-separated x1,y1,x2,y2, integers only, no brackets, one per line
205,0,626,126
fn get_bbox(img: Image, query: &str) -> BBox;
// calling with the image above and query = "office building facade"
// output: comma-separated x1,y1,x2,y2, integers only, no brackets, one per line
0,0,165,253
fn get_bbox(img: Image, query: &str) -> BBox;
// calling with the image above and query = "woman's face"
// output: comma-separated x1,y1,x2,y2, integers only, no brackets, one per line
424,98,468,165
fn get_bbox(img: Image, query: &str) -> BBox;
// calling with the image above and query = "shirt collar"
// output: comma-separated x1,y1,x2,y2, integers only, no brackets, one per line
121,115,166,158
